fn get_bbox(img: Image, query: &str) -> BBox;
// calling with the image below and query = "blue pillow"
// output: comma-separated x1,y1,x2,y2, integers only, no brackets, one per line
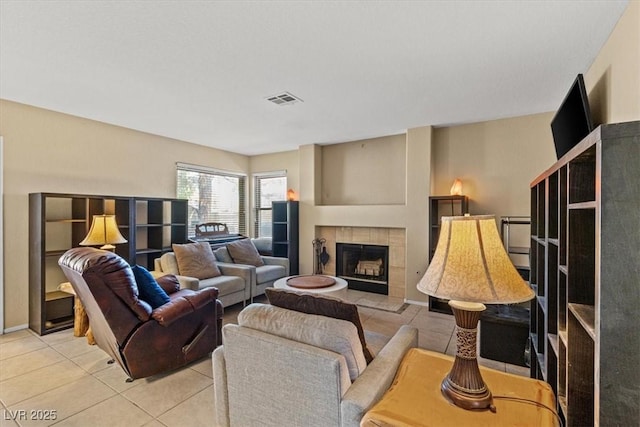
132,265,171,309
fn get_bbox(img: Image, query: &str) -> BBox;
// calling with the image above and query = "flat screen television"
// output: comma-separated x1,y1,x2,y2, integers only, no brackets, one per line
550,74,594,159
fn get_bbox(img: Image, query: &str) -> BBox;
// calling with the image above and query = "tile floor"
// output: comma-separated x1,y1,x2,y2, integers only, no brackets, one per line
0,291,529,427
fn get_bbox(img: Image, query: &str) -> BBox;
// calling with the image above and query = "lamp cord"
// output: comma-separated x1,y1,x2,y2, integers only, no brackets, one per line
492,395,563,427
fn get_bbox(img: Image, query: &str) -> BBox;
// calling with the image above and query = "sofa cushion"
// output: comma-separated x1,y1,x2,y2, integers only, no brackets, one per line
256,265,286,284
159,252,180,275
213,247,234,263
226,239,265,267
131,265,171,309
239,303,366,381
172,242,221,279
198,275,246,296
265,288,374,363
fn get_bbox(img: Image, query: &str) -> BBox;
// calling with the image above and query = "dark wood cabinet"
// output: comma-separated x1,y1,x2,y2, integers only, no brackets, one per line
428,195,469,314
529,121,640,426
29,193,188,335
272,201,299,275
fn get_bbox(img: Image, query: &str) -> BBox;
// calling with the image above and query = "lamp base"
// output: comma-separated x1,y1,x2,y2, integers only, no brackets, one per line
442,300,495,412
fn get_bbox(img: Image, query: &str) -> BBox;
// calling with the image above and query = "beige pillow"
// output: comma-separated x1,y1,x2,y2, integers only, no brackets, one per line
239,303,366,381
226,239,264,267
159,252,179,275
172,242,221,279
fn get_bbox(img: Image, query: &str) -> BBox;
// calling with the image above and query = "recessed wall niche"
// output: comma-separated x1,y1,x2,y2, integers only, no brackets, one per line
320,134,406,206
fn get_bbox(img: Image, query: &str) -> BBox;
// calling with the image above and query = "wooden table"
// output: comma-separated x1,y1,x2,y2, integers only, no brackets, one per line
361,348,558,427
274,275,348,299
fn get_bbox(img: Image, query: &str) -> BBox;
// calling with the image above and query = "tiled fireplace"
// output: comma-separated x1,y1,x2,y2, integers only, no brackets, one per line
315,226,406,299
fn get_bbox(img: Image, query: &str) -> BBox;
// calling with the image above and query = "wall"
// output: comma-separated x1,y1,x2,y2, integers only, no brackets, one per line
320,134,406,205
585,0,640,126
432,112,556,214
0,100,249,330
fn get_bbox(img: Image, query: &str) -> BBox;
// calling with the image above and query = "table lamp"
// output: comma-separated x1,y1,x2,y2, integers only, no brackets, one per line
417,214,534,411
80,214,127,251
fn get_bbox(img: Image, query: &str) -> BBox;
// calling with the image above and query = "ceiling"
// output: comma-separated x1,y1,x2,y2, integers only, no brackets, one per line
0,1,629,156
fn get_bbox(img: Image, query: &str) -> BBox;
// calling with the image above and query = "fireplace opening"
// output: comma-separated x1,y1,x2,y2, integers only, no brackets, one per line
336,243,389,295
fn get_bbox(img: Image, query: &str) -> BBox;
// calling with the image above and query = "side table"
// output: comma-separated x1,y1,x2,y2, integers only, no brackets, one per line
361,348,558,427
59,282,95,345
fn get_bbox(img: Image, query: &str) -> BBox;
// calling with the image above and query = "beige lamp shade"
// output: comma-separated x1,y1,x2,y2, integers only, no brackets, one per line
450,178,463,196
418,215,533,304
80,215,127,250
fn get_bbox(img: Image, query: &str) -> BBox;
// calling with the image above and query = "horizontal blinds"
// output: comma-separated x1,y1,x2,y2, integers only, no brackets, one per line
254,173,287,237
177,164,246,237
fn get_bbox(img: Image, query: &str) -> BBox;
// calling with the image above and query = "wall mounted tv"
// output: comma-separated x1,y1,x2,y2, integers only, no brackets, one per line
550,74,594,159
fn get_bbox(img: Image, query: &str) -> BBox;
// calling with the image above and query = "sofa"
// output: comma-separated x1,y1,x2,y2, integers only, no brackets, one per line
58,247,223,381
214,241,289,302
213,303,418,427
153,251,251,308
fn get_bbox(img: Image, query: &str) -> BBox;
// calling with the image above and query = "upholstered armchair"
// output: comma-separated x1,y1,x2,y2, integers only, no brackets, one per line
213,303,418,427
58,247,223,381
214,239,289,302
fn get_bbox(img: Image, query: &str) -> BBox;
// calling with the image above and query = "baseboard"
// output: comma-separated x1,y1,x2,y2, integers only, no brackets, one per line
3,324,28,334
405,299,429,308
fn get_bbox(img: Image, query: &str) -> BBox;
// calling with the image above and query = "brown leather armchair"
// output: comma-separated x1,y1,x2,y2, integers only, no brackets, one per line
58,247,223,381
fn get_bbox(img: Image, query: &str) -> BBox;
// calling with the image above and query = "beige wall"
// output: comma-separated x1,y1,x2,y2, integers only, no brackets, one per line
432,112,556,216
585,0,640,126
0,100,249,329
320,134,406,205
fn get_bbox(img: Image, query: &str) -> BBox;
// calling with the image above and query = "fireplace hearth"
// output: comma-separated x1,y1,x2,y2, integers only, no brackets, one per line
336,243,389,295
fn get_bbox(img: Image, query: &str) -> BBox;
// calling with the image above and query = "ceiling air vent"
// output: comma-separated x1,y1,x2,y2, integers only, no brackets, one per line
266,92,303,106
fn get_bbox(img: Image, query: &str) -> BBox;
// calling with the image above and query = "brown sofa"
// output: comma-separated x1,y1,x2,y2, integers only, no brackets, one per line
58,247,223,381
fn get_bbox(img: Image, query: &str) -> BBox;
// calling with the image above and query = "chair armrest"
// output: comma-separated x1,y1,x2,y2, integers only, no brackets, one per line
341,325,418,427
174,275,200,291
151,297,194,326
213,347,230,427
217,262,255,283
261,256,290,275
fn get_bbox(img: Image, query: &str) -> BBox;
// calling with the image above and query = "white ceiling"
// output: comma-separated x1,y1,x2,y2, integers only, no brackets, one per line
0,1,629,156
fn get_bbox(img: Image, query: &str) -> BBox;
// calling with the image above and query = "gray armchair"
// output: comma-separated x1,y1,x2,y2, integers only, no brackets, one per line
214,245,288,302
213,304,418,427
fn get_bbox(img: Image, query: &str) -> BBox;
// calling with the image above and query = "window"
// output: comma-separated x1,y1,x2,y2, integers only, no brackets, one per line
254,173,287,237
176,163,247,238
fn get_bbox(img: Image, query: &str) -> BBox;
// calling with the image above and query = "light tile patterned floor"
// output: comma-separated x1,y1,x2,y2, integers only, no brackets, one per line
0,291,529,427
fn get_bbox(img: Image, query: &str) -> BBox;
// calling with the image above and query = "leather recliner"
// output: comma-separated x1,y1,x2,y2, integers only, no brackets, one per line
58,247,223,381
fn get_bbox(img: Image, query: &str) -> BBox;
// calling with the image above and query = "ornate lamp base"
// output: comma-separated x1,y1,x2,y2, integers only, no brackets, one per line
443,300,495,411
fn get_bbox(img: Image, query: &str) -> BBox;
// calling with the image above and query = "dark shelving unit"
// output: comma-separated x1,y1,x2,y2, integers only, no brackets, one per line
272,201,299,275
529,121,639,426
29,193,188,335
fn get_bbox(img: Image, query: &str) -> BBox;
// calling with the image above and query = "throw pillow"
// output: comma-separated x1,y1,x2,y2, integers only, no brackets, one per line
226,239,265,267
131,265,171,309
265,288,374,363
159,252,180,275
155,274,180,294
172,242,221,279
213,247,233,263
